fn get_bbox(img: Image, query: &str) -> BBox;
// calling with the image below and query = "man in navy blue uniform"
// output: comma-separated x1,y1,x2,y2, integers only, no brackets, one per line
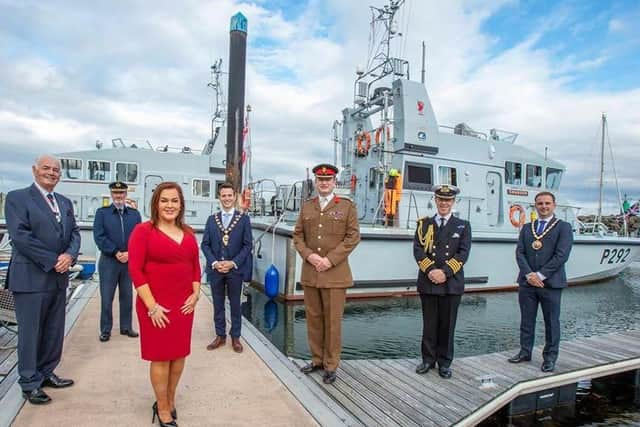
4,155,80,404
508,191,573,372
413,185,471,379
201,183,252,353
93,181,142,342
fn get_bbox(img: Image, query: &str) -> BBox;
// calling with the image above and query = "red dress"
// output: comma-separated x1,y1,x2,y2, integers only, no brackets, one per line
128,221,201,361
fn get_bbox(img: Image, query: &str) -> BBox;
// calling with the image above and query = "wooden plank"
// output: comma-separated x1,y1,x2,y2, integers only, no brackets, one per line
305,372,382,427
320,371,396,427
359,359,463,425
390,358,496,406
591,334,640,356
0,352,17,376
376,359,492,425
565,340,631,362
380,359,487,408
337,362,421,427
558,346,611,369
345,360,452,426
0,366,18,400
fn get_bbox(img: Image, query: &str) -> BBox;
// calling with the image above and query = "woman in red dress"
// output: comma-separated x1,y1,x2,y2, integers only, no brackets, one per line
128,182,201,427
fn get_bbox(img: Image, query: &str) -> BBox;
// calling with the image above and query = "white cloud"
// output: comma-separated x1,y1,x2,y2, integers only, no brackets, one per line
0,0,639,215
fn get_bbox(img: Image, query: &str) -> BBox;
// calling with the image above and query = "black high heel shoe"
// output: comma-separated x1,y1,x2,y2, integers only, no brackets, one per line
152,402,178,427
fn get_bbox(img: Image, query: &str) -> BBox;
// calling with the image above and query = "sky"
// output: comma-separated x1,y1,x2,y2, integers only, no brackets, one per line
1,0,639,214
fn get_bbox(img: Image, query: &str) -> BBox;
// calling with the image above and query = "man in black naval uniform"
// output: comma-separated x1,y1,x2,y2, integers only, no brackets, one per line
93,181,142,342
413,185,471,378
508,191,573,372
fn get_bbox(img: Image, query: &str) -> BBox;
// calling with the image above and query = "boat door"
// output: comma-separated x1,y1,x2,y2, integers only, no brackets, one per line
486,172,502,226
144,175,163,217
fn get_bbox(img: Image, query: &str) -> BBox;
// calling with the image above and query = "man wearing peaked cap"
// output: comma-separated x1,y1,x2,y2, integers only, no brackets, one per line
413,183,471,379
293,163,360,385
311,163,339,176
93,181,142,342
433,184,460,199
109,181,128,191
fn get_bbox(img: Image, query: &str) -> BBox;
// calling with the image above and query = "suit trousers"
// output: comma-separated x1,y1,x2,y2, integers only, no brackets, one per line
98,255,133,334
210,273,243,338
518,285,562,362
420,293,461,368
13,288,66,392
303,286,346,372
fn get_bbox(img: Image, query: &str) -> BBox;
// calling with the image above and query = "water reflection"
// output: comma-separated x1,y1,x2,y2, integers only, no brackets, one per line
243,263,640,361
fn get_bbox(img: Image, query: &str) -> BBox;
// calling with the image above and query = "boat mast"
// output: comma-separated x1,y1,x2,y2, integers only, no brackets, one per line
202,59,226,155
597,113,606,224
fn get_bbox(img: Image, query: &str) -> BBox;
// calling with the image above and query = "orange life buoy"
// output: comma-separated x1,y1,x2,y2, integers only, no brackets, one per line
240,188,252,210
356,131,372,156
509,204,526,228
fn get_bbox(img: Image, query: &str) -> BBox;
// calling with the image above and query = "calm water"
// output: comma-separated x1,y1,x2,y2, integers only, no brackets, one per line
243,262,640,361
243,263,640,425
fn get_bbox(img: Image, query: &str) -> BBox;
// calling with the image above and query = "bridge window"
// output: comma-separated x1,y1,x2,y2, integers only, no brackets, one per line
87,160,111,181
505,161,522,185
115,162,138,184
403,162,433,191
60,158,82,180
526,164,543,188
192,179,211,198
438,166,457,186
546,168,562,190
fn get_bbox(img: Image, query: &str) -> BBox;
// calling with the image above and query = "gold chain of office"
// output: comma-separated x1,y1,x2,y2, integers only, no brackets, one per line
530,218,560,250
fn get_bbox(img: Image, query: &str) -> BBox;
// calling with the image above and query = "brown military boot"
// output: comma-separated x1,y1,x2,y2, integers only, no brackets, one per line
206,336,226,350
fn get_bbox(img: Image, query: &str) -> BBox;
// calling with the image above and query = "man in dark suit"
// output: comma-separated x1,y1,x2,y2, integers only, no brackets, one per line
4,155,80,404
413,185,471,379
93,181,141,342
509,191,573,372
201,182,252,353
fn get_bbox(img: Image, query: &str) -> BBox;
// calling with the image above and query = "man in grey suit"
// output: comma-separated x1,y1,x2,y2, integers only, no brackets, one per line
4,155,80,404
508,191,573,372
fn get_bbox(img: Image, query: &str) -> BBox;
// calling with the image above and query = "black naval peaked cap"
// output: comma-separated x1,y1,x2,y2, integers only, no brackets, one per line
109,181,128,191
312,163,338,177
433,184,460,199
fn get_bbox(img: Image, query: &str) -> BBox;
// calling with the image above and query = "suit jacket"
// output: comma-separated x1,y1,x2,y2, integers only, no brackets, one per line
414,215,471,295
93,204,142,256
4,184,81,292
516,217,573,289
201,211,253,282
292,195,361,288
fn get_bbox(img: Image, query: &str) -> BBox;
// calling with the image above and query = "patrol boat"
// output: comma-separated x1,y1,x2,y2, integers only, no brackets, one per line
247,0,640,300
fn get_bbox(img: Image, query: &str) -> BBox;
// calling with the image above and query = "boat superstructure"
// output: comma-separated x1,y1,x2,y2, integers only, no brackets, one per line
248,0,640,299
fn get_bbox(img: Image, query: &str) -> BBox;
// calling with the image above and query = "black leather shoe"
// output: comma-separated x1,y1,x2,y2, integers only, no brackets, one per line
22,388,51,405
120,329,139,338
541,361,555,372
300,363,323,374
415,362,434,375
99,333,110,342
508,353,531,363
42,373,74,388
438,367,452,379
323,370,337,384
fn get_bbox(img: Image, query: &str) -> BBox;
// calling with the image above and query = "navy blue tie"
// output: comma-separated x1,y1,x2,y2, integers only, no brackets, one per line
536,220,546,235
46,193,55,207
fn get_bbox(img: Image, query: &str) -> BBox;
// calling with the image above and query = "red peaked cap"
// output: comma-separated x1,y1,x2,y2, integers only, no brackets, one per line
312,163,338,177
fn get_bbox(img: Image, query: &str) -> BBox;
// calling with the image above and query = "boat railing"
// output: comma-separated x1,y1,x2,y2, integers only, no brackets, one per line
576,220,612,236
